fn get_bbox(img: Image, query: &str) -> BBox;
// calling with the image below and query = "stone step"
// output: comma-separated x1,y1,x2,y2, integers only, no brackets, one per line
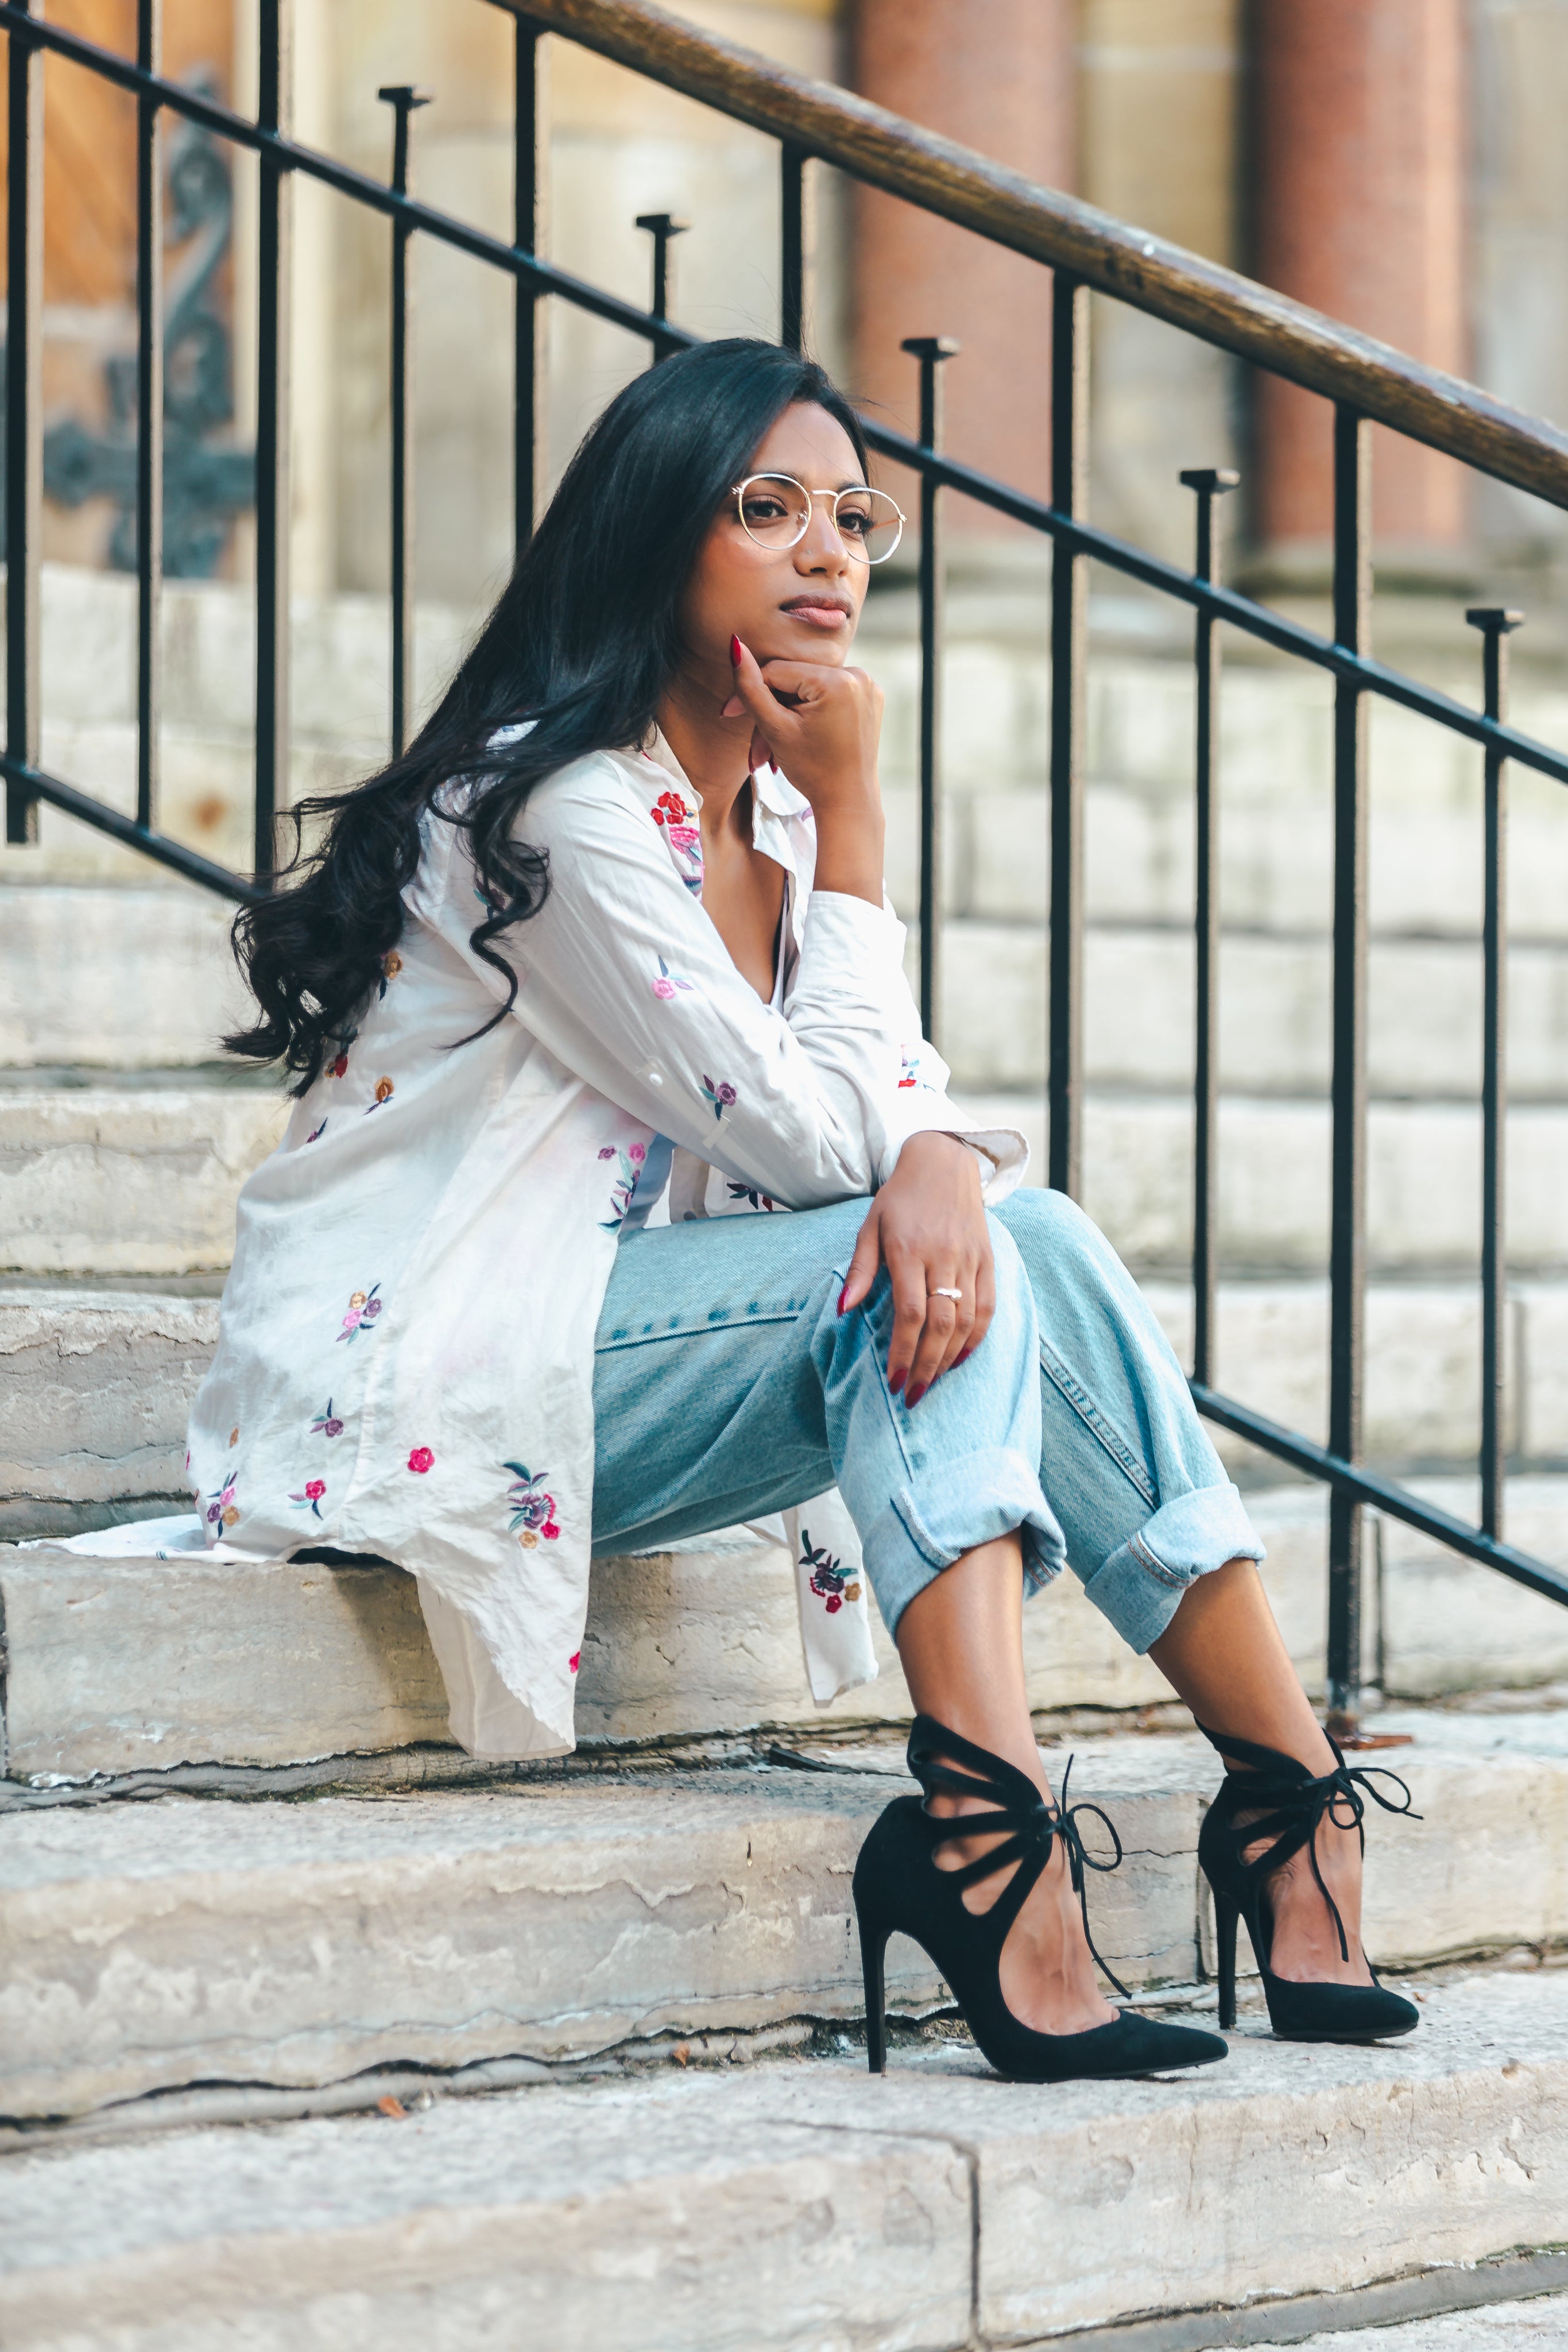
9,1074,1568,1280
1,1967,1564,2346
932,919,1568,1097
4,1711,1566,2124
10,880,1568,1110
0,1074,288,1277
8,1275,1568,1552
6,1491,1568,1782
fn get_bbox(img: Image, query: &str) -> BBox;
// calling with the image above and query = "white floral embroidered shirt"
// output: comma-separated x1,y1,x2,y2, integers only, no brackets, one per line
185,735,1026,1757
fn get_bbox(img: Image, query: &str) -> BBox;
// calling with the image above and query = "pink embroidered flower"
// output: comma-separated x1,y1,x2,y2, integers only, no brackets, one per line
311,1401,344,1438
408,1446,434,1475
600,1148,644,1233
505,1461,562,1547
568,1651,581,1674
651,954,695,1001
628,1143,646,1163
702,1075,737,1123
206,1474,238,1529
598,1146,615,1159
289,1477,327,1519
336,1284,383,1342
802,1530,854,1615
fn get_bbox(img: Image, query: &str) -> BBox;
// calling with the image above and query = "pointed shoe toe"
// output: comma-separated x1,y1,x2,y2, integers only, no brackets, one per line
1262,1976,1420,2043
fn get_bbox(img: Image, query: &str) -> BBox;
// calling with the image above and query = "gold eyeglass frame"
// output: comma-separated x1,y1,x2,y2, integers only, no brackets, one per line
729,472,907,564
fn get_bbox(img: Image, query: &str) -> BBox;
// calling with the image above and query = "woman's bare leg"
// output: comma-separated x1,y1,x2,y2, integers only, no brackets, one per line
1148,1558,1371,1986
895,1534,1117,2036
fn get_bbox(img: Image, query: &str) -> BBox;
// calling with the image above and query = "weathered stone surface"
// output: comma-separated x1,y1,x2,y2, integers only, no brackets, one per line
0,1287,218,1507
7,1485,1564,1781
0,1085,287,1275
0,886,247,1066
1,1970,1563,2349
3,1714,1562,2121
0,1546,450,1779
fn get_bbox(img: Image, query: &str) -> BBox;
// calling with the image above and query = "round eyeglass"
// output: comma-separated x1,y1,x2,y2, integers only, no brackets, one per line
729,473,906,565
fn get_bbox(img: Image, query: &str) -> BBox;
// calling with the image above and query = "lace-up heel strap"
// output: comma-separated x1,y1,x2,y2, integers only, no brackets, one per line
906,1715,1059,1913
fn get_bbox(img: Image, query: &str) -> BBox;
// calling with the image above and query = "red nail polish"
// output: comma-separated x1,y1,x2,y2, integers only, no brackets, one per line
955,1348,973,1367
837,1285,848,1316
729,635,742,666
907,1382,927,1408
889,1367,905,1395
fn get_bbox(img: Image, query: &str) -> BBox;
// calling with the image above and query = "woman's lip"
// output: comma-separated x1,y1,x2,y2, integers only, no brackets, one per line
780,601,851,628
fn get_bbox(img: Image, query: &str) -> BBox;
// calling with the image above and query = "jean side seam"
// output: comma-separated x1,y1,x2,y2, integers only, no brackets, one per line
1036,1338,1159,1510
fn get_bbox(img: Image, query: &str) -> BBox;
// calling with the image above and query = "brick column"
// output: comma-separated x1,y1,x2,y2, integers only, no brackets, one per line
1251,0,1466,557
849,0,1074,517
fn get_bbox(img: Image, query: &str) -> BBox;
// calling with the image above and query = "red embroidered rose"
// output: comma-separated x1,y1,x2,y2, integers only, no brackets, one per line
408,1447,434,1475
568,1650,581,1674
305,1479,326,1502
650,790,689,827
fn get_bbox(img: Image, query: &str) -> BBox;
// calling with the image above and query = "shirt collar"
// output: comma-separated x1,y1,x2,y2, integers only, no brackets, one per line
638,729,810,827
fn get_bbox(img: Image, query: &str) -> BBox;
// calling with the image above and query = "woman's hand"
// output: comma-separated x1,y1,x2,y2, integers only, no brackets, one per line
724,637,884,902
839,1132,996,1404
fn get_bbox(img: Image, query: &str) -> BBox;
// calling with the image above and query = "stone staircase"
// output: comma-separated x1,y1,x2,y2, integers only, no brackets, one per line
5,567,1568,2343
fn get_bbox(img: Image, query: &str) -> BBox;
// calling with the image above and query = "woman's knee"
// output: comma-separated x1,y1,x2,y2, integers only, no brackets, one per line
992,1183,1107,1283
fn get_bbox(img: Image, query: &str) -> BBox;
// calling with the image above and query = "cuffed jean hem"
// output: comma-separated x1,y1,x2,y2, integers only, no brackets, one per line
1080,1479,1266,1654
860,1443,1068,1637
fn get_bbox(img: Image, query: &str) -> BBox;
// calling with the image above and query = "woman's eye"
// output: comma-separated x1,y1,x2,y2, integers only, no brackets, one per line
743,496,788,524
837,504,872,538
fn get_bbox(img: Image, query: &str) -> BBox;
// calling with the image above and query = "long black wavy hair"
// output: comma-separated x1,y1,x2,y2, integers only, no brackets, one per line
226,337,870,1094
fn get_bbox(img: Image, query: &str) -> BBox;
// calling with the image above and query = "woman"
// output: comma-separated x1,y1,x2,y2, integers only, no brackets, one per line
199,337,1417,2084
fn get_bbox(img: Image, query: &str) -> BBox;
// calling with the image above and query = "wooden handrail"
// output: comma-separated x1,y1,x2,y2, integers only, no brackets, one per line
503,0,1568,514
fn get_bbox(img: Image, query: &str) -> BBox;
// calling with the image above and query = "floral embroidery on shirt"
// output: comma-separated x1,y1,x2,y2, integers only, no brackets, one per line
598,1142,646,1231
897,1045,931,1090
305,1119,328,1144
311,1400,344,1438
505,1461,561,1547
229,1426,240,1448
206,1473,240,1531
377,949,403,998
408,1446,435,1475
290,1478,327,1518
569,1650,581,1674
336,1284,383,1342
365,1076,394,1112
802,1530,862,1615
652,954,696,1001
330,1028,360,1081
702,1074,737,1123
726,1180,777,1212
649,789,691,828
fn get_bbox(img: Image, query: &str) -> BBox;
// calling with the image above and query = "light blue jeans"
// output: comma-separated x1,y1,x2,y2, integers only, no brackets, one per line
591,1189,1263,1652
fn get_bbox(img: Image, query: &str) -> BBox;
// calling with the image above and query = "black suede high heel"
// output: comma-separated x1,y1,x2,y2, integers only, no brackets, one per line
853,1715,1228,2082
1196,1723,1421,2042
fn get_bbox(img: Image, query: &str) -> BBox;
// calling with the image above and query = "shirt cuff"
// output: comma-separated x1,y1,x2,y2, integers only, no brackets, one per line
882,1101,1029,1204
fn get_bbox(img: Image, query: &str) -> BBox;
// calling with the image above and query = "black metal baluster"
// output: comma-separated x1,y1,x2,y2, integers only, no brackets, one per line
1181,466,1240,1386
780,142,805,352
1467,605,1524,1541
254,0,292,883
3,0,42,847
513,21,541,554
636,212,688,365
1048,274,1089,1197
901,335,958,1049
1327,405,1371,1738
135,0,164,835
380,84,431,760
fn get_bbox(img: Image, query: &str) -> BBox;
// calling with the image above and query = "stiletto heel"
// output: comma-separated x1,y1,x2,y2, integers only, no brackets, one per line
851,1715,1228,2083
1213,1886,1239,2033
857,1898,889,2074
1195,1722,1421,2043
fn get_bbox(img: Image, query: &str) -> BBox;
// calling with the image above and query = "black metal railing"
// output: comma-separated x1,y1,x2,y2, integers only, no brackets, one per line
5,0,1568,1735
